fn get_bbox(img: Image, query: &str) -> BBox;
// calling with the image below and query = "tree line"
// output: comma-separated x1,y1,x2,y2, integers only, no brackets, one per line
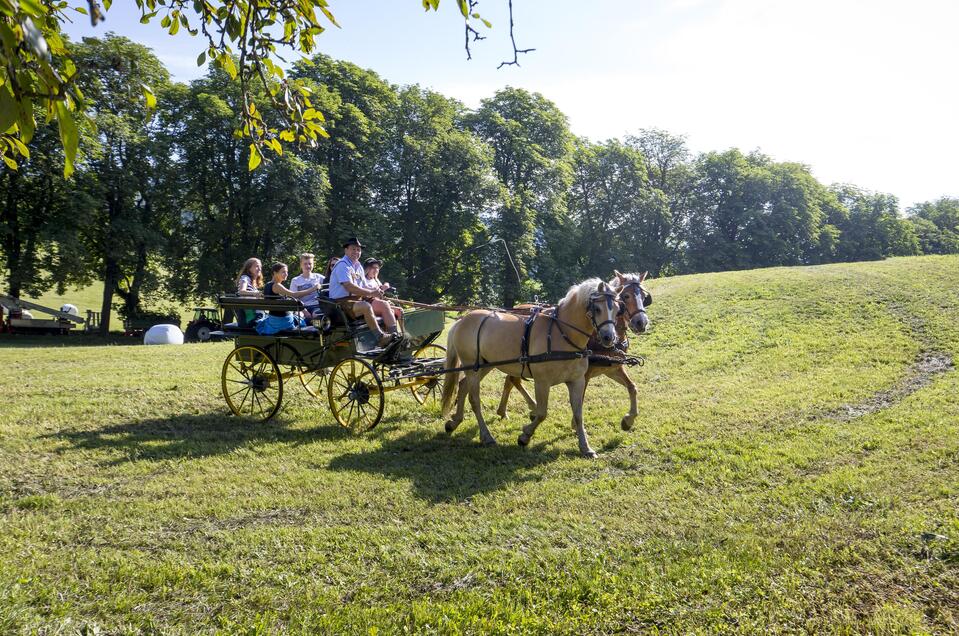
2,35,957,333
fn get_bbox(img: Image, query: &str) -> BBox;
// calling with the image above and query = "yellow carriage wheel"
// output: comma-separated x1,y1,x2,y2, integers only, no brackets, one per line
327,357,384,432
299,366,329,398
221,345,283,421
410,344,446,405
269,341,327,398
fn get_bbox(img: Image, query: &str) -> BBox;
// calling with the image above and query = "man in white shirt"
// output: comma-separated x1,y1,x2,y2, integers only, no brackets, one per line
329,237,398,347
289,253,324,317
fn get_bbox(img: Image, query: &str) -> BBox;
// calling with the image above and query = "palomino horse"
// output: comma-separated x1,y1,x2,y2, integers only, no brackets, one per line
496,271,652,431
440,279,620,458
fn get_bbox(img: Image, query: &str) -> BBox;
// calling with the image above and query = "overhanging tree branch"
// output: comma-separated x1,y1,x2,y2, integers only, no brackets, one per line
497,0,534,69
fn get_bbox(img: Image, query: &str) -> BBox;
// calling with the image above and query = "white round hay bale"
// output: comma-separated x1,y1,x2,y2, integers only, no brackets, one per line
143,324,184,345
20,309,33,319
60,303,79,316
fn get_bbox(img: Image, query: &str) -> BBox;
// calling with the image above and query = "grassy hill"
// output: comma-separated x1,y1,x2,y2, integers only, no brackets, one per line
1,255,957,633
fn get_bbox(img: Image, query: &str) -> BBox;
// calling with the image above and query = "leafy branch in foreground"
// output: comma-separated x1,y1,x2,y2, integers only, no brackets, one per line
1,0,504,175
0,0,83,175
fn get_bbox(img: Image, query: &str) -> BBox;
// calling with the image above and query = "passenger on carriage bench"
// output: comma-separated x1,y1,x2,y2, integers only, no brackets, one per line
289,252,324,318
321,256,339,283
363,257,405,335
236,257,263,296
256,262,321,335
328,237,400,348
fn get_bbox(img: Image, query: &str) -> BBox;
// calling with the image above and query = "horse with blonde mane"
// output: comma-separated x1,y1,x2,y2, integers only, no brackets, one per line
440,278,620,458
496,271,653,431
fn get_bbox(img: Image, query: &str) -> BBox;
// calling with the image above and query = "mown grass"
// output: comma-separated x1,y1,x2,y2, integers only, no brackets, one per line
1,255,957,634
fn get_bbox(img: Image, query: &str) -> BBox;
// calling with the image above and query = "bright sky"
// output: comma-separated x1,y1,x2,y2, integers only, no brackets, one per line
63,0,958,209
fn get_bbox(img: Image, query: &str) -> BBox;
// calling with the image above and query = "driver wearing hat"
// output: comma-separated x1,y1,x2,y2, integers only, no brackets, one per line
328,237,400,347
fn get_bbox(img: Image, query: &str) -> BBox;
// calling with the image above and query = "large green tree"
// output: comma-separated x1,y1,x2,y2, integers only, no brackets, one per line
567,139,672,280
373,85,497,303
626,129,693,274
70,35,173,332
291,55,397,256
166,67,329,302
908,197,959,255
0,116,91,298
683,150,835,273
831,185,920,262
468,87,572,305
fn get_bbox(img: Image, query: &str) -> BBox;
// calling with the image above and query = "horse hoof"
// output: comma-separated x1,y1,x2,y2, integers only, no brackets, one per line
496,409,508,419
444,420,457,434
481,437,498,447
620,417,634,431
518,433,530,447
582,449,598,459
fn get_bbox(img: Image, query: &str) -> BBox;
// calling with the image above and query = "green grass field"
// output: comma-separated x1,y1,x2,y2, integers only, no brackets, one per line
1,256,957,634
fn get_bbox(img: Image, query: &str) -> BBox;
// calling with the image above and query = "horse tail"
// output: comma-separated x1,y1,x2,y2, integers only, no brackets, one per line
440,322,462,417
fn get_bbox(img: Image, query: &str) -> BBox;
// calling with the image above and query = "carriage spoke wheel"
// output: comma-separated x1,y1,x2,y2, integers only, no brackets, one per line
270,341,327,398
411,344,446,405
327,357,384,432
222,346,283,421
299,366,329,398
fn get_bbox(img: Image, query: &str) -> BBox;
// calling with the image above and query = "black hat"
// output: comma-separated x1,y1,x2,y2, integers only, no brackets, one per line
363,257,383,268
342,237,364,248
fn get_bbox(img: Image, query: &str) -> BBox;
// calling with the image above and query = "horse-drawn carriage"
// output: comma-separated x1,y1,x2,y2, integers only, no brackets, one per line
214,295,447,430
213,271,651,458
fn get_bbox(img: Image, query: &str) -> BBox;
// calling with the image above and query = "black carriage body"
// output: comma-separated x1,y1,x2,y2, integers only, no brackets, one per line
217,295,444,365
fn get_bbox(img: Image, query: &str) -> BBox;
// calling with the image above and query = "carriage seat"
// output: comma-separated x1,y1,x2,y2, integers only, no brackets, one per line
219,321,257,336
317,298,384,332
216,322,321,338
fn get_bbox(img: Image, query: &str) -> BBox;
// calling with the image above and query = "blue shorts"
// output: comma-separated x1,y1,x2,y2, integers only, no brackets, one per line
255,314,305,335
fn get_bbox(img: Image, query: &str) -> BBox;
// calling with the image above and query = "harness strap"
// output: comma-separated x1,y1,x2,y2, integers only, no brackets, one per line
547,307,583,351
520,307,541,379
474,311,497,371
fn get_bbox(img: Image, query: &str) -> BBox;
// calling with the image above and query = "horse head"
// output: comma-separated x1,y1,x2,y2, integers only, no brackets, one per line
611,270,652,335
586,280,620,349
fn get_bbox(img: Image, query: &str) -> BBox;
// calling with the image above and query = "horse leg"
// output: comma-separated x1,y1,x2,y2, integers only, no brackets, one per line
567,376,596,458
518,381,551,447
496,376,513,418
468,370,496,446
514,380,536,417
498,376,535,419
607,366,638,431
445,374,470,433
573,368,596,431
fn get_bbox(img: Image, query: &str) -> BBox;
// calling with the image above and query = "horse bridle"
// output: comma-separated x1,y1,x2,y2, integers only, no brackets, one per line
617,281,651,322
587,290,620,333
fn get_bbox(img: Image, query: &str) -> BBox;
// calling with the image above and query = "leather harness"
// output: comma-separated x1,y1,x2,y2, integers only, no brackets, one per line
472,290,620,379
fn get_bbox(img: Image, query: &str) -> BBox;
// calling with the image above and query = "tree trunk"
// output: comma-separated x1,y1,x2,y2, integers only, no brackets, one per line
117,224,147,318
100,258,119,335
100,190,121,335
2,173,22,298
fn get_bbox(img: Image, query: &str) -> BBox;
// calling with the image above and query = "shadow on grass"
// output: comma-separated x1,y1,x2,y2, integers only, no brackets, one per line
0,334,143,348
43,413,352,465
327,426,567,503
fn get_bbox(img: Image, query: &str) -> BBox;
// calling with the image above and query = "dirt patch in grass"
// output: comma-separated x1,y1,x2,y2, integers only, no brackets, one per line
826,302,954,422
830,350,953,422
